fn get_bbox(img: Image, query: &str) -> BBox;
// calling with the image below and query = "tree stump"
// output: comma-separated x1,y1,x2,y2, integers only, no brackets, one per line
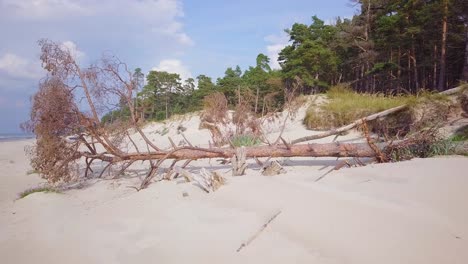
231,147,247,176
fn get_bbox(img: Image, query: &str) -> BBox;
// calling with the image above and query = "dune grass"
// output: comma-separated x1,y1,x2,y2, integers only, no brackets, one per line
230,134,261,147
451,125,468,142
18,186,61,199
304,84,448,130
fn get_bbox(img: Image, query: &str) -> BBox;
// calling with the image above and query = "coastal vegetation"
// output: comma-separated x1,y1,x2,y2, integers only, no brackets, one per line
102,0,468,124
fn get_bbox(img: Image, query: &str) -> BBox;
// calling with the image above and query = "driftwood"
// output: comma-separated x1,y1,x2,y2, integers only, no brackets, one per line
262,161,285,176
231,147,247,176
174,167,226,193
292,86,464,144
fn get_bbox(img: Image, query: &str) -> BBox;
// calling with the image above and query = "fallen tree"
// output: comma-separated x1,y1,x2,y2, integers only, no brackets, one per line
23,39,466,190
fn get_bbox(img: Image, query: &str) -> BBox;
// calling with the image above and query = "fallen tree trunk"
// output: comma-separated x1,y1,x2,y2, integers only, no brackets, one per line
292,86,465,144
81,142,393,163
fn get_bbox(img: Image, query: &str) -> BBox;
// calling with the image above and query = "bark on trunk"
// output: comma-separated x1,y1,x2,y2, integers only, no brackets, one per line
433,44,438,89
438,0,448,91
82,142,383,163
462,27,468,81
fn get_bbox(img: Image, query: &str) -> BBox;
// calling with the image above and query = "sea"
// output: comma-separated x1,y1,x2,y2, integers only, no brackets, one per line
0,133,35,142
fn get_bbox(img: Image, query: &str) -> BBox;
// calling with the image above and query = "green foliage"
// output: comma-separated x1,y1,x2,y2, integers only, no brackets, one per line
216,66,244,105
230,134,261,147
101,106,131,124
18,186,61,199
102,0,468,126
279,16,340,92
243,54,285,112
279,0,467,93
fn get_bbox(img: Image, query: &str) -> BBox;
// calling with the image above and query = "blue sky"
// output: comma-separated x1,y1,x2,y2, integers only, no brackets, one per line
0,0,356,133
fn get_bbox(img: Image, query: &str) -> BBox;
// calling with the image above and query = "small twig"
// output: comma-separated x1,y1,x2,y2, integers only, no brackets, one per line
164,159,178,180
180,133,193,147
353,157,365,166
172,159,191,179
114,160,135,179
237,210,282,252
332,134,340,142
280,136,291,150
126,186,141,192
168,137,177,149
125,130,140,154
254,156,264,167
99,162,113,178
227,138,236,149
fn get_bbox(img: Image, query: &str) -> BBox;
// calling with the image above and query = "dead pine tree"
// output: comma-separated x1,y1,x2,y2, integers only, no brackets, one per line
23,39,464,190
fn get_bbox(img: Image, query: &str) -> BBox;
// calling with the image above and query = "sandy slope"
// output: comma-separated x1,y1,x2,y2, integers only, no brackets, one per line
1,108,468,264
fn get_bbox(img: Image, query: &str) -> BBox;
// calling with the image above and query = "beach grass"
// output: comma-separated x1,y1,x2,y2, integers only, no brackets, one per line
18,186,61,199
451,125,468,142
304,84,448,130
231,134,261,147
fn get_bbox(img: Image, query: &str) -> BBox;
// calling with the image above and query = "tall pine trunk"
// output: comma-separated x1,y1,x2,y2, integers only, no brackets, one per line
411,43,419,92
438,0,448,91
433,44,438,89
462,27,468,81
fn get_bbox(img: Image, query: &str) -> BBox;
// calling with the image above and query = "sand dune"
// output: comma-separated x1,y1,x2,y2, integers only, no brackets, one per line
1,110,468,263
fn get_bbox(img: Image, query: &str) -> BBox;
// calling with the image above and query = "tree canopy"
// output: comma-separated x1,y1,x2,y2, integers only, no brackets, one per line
102,0,468,124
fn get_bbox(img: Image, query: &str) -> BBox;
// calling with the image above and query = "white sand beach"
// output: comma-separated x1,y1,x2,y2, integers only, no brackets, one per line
1,110,468,264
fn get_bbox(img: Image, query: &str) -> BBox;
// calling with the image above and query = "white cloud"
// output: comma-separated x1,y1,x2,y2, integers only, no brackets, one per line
176,33,194,46
0,41,83,88
0,0,193,46
0,53,43,79
264,33,289,69
152,59,192,81
60,40,85,60
1,0,89,19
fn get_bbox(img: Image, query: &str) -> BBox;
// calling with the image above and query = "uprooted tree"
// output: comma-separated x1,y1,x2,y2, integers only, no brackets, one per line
23,40,467,190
